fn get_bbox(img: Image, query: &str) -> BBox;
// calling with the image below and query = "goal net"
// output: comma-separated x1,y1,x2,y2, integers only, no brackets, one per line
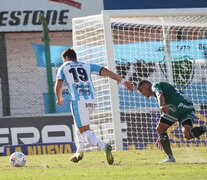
72,9,207,151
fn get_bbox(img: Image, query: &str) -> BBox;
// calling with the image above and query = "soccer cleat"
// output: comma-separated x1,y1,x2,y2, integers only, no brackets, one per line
159,156,176,163
70,152,84,163
105,144,114,165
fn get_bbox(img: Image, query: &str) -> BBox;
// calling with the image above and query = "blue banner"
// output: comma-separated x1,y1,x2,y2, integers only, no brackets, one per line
114,39,207,63
32,39,207,112
32,43,72,113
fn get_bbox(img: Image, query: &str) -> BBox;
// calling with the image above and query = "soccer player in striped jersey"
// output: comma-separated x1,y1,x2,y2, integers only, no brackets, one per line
55,48,133,165
137,80,207,163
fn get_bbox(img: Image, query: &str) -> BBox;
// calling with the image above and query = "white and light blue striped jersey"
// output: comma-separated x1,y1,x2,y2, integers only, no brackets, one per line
56,61,103,101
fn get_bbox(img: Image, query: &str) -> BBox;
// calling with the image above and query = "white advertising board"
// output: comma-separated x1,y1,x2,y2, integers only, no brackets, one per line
0,0,103,32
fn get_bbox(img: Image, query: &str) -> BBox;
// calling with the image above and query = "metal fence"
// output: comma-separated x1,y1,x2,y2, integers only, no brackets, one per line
0,31,73,117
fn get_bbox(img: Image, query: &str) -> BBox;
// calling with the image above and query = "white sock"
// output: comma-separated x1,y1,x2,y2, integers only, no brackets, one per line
97,141,105,151
82,130,105,150
76,129,85,153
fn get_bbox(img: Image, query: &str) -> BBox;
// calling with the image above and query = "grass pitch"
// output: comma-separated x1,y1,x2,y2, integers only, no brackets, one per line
0,147,207,180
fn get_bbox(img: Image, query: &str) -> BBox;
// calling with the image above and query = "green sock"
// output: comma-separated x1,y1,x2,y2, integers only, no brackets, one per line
190,126,206,138
159,132,173,157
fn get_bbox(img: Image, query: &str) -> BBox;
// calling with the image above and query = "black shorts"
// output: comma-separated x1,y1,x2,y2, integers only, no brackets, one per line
160,117,193,127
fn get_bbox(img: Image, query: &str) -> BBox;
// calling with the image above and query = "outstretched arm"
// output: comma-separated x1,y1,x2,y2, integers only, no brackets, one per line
156,91,169,114
100,67,133,92
55,80,65,105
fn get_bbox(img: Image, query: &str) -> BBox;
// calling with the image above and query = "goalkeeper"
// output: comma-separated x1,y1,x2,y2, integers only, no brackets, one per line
55,48,133,165
137,80,207,163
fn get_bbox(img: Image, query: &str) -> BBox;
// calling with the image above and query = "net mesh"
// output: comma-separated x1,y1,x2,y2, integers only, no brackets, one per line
72,13,207,150
0,32,72,116
73,15,116,150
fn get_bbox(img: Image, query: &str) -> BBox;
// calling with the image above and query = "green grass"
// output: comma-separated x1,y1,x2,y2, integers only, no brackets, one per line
0,147,207,180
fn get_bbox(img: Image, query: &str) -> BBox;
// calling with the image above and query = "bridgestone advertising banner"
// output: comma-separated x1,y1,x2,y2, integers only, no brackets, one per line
0,0,103,32
0,115,74,155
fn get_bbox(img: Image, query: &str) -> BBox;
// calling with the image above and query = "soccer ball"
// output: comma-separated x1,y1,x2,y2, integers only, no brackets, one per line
10,152,26,167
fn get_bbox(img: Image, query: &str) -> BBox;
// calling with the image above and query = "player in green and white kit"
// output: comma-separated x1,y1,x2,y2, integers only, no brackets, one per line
137,80,207,163
152,82,195,125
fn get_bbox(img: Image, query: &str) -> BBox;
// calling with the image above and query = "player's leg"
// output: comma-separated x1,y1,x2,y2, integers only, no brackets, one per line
73,100,113,164
190,125,207,138
157,118,176,163
180,110,207,140
76,128,85,153
81,130,105,150
83,100,113,165
77,100,105,150
182,119,206,140
70,101,86,163
81,129,114,165
70,128,85,163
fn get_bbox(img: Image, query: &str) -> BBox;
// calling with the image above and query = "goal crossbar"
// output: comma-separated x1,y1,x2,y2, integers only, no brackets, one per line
102,8,207,18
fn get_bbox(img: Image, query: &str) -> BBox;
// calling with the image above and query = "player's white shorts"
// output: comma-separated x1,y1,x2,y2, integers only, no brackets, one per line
71,99,97,128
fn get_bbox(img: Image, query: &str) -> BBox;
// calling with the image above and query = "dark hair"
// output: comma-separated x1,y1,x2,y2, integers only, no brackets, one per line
137,80,151,89
61,48,77,62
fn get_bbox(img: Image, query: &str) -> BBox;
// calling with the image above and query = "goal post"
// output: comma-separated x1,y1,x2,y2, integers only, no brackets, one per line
72,8,207,151
102,11,123,150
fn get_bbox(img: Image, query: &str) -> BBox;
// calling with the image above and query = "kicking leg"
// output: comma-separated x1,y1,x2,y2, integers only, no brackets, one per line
182,119,207,140
82,130,114,165
82,130,105,150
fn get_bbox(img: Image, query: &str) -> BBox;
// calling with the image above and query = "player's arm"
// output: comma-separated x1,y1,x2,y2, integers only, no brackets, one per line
55,80,64,105
155,91,169,114
100,67,134,92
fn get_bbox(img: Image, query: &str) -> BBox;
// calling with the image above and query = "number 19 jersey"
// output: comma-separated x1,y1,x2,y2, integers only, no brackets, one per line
56,61,102,101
